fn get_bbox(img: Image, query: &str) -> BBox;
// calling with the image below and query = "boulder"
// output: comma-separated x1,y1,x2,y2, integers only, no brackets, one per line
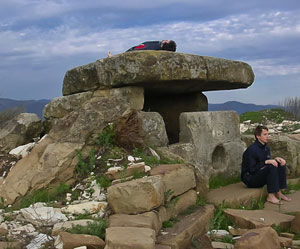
105,227,156,249
207,182,267,208
234,226,280,249
108,211,161,235
0,113,42,153
242,134,300,177
52,219,95,236
0,87,145,204
150,164,196,199
62,51,254,96
115,111,168,149
165,189,197,219
171,111,246,178
107,175,164,214
291,212,300,233
54,232,105,249
19,204,67,226
61,201,107,215
156,204,215,249
224,208,295,229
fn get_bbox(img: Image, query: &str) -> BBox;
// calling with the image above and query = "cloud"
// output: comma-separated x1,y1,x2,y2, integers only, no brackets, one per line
0,0,300,101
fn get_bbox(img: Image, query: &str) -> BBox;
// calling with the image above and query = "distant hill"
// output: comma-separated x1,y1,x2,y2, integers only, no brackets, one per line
0,98,51,119
208,101,281,114
0,99,282,119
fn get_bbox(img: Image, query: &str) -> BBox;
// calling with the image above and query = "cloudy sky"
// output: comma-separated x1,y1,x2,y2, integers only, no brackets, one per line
0,0,299,104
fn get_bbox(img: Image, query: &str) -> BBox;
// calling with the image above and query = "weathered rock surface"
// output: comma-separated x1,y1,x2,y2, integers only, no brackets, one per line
108,212,161,235
61,201,107,215
207,182,267,208
242,134,300,177
105,227,156,249
107,175,164,214
62,51,254,96
150,164,196,199
0,113,42,153
52,219,95,236
0,87,145,204
165,189,197,219
156,204,214,249
54,232,105,249
224,208,295,229
169,111,246,179
235,226,280,249
264,191,299,213
291,212,300,233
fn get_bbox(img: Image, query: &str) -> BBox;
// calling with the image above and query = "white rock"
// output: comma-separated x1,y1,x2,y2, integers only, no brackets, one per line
9,142,35,158
107,167,123,172
61,201,107,215
0,214,3,223
207,229,230,239
144,166,151,172
26,234,51,249
20,206,68,226
66,193,72,202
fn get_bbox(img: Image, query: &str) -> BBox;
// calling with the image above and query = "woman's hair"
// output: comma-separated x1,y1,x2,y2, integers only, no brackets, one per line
161,40,177,52
254,125,268,138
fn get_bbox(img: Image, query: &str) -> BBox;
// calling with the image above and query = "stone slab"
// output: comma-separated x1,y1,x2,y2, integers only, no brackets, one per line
224,208,295,229
264,190,300,214
156,204,215,249
207,182,267,208
105,227,156,249
62,51,254,96
150,164,196,199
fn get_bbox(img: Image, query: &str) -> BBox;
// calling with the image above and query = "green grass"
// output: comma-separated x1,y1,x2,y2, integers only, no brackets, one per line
240,108,294,124
96,175,112,189
209,173,240,190
67,219,107,240
162,218,179,228
210,203,233,231
97,124,115,148
19,183,70,208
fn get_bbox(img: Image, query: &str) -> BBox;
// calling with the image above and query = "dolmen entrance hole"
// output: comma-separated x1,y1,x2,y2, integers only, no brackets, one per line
143,91,208,144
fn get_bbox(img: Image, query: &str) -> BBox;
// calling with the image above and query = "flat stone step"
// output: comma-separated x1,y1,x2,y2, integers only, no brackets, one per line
264,190,300,214
156,204,214,249
207,182,267,208
224,208,295,229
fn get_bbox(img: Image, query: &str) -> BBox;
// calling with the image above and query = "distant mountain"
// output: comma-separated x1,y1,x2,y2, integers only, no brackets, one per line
0,98,282,119
0,98,51,119
208,101,281,114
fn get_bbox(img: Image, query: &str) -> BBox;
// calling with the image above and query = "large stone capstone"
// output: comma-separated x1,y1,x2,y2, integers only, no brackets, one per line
62,51,255,96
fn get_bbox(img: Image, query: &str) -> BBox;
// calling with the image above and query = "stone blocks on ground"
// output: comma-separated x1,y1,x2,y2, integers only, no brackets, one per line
105,227,156,249
54,232,105,249
156,204,215,249
224,208,295,229
178,111,246,177
108,212,161,235
235,227,280,249
207,182,267,208
165,189,197,219
291,212,300,233
52,219,95,236
0,113,42,154
107,175,164,214
264,190,299,214
150,164,196,200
